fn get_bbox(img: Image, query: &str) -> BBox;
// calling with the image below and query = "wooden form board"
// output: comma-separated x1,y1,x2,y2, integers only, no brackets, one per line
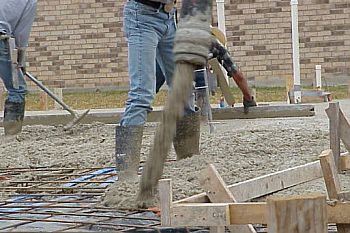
319,149,350,233
198,164,256,233
169,202,350,226
0,104,315,127
159,179,172,226
267,194,327,233
326,102,341,171
212,104,315,120
339,108,350,152
325,102,350,171
175,160,322,204
340,152,350,171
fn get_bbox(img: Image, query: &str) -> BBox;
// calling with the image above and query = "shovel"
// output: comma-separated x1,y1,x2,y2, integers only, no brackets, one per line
25,72,90,130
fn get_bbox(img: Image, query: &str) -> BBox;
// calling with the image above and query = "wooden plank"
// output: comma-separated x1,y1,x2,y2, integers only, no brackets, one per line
171,203,230,227
340,152,350,171
212,104,315,120
328,202,350,224
339,109,350,152
159,179,172,226
267,194,327,233
319,149,350,233
319,149,341,198
229,203,267,225
175,161,322,204
171,202,350,225
39,91,48,111
229,161,322,202
0,104,316,127
326,102,341,172
209,59,235,106
198,164,256,233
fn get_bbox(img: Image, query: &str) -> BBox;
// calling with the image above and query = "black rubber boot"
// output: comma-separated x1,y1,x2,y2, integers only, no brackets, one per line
3,99,25,136
115,125,143,181
173,107,201,160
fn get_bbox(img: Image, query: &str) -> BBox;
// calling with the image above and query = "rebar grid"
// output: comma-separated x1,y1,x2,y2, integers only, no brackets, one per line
0,166,162,232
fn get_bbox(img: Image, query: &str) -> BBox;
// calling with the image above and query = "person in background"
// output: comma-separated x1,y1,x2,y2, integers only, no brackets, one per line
0,0,38,135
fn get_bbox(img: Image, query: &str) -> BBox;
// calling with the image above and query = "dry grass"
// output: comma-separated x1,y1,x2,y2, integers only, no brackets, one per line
22,85,349,111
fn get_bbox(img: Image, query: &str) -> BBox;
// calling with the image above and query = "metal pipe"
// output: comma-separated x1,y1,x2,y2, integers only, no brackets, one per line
291,0,301,103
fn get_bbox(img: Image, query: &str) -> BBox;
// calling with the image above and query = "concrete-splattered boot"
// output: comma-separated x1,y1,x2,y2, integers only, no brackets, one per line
3,99,25,136
173,107,201,160
115,125,143,181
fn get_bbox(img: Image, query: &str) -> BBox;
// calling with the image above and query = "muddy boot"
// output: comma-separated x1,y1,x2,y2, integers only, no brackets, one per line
3,100,25,136
115,125,143,181
173,107,201,160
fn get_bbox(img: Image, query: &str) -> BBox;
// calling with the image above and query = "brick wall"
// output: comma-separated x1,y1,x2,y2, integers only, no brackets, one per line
28,0,126,89
27,0,350,89
226,0,350,86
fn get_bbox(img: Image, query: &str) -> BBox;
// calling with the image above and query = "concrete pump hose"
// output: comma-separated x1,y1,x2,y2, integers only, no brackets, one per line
174,0,212,66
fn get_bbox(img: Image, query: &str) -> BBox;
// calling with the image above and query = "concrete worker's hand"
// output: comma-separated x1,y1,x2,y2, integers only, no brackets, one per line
243,96,257,113
17,48,26,73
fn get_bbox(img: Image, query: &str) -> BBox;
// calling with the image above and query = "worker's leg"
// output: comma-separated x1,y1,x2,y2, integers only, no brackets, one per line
0,40,27,135
117,1,174,179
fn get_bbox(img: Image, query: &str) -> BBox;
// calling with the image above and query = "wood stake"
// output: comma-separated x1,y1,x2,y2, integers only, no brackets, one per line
267,194,327,233
319,149,350,233
326,102,341,172
159,179,172,226
198,164,256,233
53,88,63,110
339,109,350,152
39,91,48,111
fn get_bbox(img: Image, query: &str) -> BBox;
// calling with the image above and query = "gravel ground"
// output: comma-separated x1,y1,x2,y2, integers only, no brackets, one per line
1,100,350,208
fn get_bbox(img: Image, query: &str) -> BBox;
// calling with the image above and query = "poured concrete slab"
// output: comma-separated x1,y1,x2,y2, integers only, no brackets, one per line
0,104,315,127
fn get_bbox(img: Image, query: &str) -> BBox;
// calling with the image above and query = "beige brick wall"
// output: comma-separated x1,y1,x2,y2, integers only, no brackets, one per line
27,0,350,89
28,0,127,89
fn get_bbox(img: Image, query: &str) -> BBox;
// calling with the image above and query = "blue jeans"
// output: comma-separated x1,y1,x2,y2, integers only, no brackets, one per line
120,0,195,126
0,40,27,103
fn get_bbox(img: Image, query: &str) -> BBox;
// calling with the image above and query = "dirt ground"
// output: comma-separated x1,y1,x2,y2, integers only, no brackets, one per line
1,100,350,208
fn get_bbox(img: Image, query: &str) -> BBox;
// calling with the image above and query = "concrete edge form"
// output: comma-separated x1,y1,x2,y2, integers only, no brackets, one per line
0,105,315,127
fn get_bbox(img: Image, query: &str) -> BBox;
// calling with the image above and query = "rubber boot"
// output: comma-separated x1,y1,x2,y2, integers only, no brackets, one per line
115,125,143,181
173,107,201,160
3,99,25,136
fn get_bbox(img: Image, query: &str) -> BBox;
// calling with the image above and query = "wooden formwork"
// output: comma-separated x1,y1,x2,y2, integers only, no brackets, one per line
159,102,350,233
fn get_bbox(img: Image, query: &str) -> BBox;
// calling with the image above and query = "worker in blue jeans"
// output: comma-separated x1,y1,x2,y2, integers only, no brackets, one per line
116,0,199,180
0,0,37,135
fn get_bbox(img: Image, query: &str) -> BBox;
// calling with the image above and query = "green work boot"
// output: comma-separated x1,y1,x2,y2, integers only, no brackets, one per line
3,99,25,136
173,107,201,160
115,125,144,181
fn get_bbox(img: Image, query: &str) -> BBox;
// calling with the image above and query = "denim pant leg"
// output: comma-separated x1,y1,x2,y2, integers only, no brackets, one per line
120,2,161,126
0,40,27,103
156,19,196,116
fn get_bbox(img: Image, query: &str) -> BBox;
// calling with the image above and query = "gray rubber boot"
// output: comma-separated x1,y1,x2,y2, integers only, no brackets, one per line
115,125,143,181
3,99,25,136
173,107,201,160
